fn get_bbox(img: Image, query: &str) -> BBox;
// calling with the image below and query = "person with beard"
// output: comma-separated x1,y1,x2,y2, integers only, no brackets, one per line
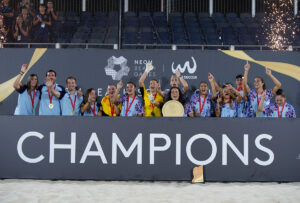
163,87,194,117
100,84,121,116
38,69,65,115
190,73,217,117
257,89,296,118
113,80,144,117
215,84,242,117
139,63,164,117
81,88,101,116
13,64,40,115
60,76,83,116
243,63,281,117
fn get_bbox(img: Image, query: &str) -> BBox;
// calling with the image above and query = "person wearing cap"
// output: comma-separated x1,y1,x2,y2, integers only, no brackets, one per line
139,63,163,117
113,80,144,117
60,76,83,116
38,69,65,115
257,89,296,118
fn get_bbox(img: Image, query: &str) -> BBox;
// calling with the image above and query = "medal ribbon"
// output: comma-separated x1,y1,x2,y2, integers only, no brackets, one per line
90,103,97,116
198,95,206,115
256,91,264,106
237,84,243,91
47,84,56,105
126,96,136,116
29,90,35,110
109,99,115,116
277,103,285,118
69,94,77,112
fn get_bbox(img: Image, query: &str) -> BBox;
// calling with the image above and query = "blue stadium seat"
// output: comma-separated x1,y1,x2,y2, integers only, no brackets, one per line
156,32,170,44
139,11,150,17
198,12,210,18
140,32,154,44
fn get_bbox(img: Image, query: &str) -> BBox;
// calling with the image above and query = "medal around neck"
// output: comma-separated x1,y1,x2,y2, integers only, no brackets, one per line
49,103,54,109
162,100,184,117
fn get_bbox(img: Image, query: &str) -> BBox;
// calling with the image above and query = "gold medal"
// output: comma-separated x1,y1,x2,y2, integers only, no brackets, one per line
49,103,54,109
256,111,260,117
72,111,75,115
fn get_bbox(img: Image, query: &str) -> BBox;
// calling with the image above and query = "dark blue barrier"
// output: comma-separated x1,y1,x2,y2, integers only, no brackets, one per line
0,116,299,181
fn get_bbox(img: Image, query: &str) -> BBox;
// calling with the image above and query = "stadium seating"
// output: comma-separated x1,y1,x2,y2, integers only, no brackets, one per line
5,8,300,49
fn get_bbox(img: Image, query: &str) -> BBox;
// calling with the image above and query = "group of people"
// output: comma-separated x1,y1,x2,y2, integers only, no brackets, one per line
13,62,296,118
0,0,58,44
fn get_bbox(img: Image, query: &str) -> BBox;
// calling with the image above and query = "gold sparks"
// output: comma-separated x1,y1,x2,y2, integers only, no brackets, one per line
261,0,298,50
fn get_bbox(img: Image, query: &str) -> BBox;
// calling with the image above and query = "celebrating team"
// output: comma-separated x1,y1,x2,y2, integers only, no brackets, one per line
13,62,296,118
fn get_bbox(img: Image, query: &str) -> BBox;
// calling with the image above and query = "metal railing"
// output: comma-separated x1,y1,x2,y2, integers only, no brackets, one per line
9,0,268,14
128,0,164,13
213,0,252,14
1,42,299,51
86,0,119,13
171,0,209,13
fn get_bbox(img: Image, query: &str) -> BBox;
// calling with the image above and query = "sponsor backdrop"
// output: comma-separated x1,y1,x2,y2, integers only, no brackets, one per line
0,49,299,115
0,116,300,181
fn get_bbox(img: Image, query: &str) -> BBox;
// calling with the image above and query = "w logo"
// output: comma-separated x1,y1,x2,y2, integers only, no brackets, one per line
172,56,197,74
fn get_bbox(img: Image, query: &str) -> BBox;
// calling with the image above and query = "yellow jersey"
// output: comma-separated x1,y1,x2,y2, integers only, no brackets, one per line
141,85,163,117
101,95,121,116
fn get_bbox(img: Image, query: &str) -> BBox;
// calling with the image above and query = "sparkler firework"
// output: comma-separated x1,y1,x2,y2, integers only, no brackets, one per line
261,0,298,50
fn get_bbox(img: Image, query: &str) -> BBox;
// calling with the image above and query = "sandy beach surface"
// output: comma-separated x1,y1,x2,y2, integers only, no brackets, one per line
0,180,300,203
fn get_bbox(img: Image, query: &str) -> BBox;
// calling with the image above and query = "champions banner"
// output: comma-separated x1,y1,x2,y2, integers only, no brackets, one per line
0,116,299,181
0,49,299,115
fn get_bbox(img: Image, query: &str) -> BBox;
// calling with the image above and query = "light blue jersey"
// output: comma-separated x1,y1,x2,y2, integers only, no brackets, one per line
190,93,212,117
60,91,83,116
219,101,238,118
120,95,144,117
38,84,65,116
82,102,100,116
248,89,273,118
14,85,40,115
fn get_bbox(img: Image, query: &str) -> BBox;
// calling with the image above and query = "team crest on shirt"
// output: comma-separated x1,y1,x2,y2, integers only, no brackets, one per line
105,56,130,80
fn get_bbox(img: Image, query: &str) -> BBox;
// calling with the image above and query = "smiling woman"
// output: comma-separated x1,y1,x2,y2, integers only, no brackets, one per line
13,64,40,115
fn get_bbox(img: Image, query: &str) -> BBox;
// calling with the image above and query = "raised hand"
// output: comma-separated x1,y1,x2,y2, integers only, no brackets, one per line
77,88,83,98
117,80,123,89
45,78,53,88
208,72,214,82
226,84,233,90
20,64,28,73
157,80,162,92
145,63,154,73
265,67,272,76
244,61,250,72
175,69,181,77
